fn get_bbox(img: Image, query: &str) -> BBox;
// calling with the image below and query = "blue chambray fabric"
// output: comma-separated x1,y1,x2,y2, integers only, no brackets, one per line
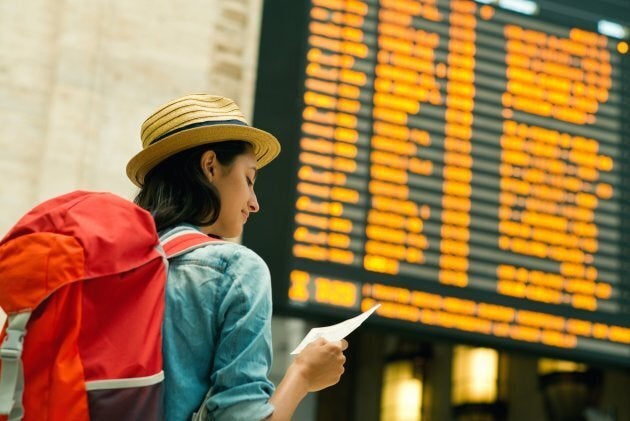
161,225,275,420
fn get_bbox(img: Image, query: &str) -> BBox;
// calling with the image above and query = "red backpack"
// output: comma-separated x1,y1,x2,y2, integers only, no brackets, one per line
0,191,216,420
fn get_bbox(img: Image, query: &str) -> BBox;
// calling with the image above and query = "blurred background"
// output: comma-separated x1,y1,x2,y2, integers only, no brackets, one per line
1,0,629,420
0,0,263,218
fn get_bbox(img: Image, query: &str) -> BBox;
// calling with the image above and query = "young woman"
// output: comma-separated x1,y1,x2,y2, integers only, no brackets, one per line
126,94,347,420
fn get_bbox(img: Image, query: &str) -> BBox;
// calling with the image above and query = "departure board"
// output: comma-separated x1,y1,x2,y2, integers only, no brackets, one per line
248,0,630,366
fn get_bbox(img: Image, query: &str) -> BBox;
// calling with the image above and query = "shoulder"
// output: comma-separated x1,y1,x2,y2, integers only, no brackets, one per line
186,241,265,267
163,225,270,282
191,243,271,310
173,241,270,282
163,226,266,269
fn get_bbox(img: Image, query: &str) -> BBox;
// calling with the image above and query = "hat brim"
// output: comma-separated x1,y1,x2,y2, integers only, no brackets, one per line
126,124,281,187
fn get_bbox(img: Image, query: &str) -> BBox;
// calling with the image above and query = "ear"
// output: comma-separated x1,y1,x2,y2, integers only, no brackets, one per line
200,150,217,182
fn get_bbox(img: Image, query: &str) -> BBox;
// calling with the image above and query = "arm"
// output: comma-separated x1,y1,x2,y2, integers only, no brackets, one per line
203,246,347,420
204,248,276,420
267,338,348,421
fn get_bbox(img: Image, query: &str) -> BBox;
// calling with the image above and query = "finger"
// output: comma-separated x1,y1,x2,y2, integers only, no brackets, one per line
339,339,349,351
311,337,327,346
338,354,346,366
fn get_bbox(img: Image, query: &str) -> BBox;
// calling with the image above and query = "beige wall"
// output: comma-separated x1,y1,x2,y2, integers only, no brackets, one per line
0,0,263,234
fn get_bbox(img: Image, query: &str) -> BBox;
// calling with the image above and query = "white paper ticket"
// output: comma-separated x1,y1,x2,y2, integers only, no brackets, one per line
290,304,381,355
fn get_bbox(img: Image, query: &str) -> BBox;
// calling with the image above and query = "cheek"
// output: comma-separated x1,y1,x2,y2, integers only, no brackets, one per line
226,181,250,210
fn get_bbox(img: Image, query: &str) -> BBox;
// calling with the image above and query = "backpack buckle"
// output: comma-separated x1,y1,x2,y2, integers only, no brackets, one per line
0,329,24,360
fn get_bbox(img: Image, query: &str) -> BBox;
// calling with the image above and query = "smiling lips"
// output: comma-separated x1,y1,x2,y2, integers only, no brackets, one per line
242,211,249,222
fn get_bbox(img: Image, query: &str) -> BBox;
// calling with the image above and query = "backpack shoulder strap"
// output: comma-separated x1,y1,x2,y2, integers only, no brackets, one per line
160,227,221,259
0,313,30,418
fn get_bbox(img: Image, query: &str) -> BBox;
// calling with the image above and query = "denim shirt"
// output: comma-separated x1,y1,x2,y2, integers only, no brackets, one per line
162,225,275,420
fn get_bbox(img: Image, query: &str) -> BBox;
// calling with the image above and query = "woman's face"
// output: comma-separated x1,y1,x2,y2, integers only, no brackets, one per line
202,149,260,238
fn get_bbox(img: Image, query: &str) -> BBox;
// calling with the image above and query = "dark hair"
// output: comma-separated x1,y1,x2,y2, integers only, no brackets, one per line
134,141,251,232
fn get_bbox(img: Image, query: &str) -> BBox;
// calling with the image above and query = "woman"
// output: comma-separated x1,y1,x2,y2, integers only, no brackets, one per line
126,94,347,420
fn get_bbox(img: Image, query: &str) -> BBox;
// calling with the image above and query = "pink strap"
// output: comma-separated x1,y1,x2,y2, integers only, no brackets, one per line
161,232,219,259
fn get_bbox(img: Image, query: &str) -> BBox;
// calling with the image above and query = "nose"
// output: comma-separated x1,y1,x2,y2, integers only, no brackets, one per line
248,191,260,213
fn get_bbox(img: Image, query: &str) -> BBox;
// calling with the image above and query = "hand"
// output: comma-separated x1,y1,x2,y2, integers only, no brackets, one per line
267,339,348,420
291,338,348,392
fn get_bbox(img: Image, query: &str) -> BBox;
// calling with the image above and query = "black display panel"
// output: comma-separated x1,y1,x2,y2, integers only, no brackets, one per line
246,0,630,366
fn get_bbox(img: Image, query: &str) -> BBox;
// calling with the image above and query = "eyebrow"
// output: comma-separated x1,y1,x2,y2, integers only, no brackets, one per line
250,166,258,180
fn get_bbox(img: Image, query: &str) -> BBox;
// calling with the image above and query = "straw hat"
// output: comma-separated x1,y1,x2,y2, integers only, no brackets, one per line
126,94,281,187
